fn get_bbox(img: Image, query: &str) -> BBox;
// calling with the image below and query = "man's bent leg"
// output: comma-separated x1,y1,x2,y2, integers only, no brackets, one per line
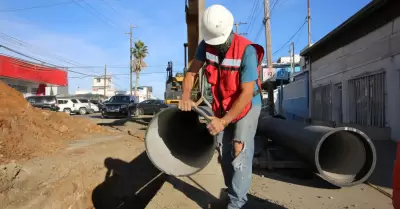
227,105,261,209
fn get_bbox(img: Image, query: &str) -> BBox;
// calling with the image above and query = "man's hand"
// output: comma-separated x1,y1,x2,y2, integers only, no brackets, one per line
178,98,195,111
207,117,228,136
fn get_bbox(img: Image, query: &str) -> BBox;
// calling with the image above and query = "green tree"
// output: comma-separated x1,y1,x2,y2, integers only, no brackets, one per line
131,40,149,96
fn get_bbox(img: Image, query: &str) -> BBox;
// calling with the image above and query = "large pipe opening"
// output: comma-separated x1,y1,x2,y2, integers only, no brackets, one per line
145,108,215,176
316,128,376,186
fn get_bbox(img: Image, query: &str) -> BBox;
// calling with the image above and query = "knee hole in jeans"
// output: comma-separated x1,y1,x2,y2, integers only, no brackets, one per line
232,140,246,171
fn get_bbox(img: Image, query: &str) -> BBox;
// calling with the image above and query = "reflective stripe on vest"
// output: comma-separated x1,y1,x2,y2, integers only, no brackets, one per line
205,52,242,68
204,34,265,121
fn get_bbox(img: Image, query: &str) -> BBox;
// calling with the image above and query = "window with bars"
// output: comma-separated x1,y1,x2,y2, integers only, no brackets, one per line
348,71,386,127
312,84,332,121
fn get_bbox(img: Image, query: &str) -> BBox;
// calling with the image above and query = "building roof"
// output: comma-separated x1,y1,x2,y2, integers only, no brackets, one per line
300,0,399,61
93,75,113,79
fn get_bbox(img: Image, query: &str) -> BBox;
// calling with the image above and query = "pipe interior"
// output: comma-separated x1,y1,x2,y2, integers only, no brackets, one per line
317,130,371,184
145,108,215,176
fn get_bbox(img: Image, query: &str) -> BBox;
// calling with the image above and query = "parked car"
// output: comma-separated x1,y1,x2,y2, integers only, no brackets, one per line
89,99,101,112
25,96,59,111
101,95,136,118
74,98,95,114
57,99,77,114
132,99,169,116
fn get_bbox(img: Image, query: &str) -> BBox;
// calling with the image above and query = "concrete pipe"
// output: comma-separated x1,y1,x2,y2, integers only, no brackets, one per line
145,106,216,176
257,112,377,187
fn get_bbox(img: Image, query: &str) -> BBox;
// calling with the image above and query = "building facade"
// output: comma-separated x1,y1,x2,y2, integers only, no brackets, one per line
298,0,400,141
131,86,153,102
75,75,116,97
0,55,68,97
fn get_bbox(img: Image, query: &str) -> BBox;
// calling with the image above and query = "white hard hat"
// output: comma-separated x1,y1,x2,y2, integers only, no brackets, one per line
201,4,234,45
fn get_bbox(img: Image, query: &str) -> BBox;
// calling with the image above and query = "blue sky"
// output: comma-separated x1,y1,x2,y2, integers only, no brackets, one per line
0,0,371,98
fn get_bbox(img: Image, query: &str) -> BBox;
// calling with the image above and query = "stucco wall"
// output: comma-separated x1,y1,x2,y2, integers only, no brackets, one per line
309,16,400,141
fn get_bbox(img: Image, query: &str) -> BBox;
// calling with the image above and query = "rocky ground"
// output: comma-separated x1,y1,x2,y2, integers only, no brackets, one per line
0,113,395,209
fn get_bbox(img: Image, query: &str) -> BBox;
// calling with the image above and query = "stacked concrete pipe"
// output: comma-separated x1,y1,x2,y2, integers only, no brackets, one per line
257,112,377,187
145,106,216,176
144,106,377,187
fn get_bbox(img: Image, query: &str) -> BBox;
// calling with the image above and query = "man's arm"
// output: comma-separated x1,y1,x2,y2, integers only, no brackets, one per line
221,45,258,123
182,40,206,100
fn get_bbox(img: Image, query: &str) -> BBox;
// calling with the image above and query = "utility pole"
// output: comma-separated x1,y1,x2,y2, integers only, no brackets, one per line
234,22,247,35
307,0,311,46
290,42,295,75
264,0,274,115
125,24,135,97
307,0,313,120
104,64,107,97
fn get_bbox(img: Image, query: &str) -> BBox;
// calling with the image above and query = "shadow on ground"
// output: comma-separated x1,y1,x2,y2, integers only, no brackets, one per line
169,176,288,209
252,138,339,189
92,151,287,209
253,168,340,190
253,139,397,190
97,117,153,127
92,152,165,209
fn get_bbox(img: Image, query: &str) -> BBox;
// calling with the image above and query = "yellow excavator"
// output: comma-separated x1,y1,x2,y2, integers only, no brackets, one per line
164,0,210,105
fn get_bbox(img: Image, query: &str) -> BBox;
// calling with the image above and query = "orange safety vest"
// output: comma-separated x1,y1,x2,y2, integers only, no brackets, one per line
204,34,264,122
394,142,400,209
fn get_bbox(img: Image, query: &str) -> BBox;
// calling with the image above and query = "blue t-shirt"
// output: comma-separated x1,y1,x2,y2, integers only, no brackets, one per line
195,40,262,106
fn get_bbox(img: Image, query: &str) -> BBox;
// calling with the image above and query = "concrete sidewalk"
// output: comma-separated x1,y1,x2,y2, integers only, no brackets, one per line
145,153,226,209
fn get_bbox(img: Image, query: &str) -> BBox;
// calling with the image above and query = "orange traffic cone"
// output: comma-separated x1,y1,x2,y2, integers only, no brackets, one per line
393,142,400,209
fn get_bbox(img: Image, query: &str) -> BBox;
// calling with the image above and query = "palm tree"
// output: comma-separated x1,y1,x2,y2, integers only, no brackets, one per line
131,40,149,96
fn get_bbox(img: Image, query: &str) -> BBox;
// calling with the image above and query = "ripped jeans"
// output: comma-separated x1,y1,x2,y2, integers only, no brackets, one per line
216,105,261,209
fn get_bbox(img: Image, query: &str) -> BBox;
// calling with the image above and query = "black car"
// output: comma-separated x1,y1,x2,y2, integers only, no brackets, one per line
132,99,169,116
101,95,136,118
25,96,59,111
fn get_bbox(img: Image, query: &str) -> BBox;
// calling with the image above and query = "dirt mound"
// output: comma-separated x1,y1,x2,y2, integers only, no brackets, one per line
0,81,111,163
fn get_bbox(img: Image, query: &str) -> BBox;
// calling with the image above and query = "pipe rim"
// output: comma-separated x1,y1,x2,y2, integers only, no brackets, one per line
144,107,217,177
314,126,377,186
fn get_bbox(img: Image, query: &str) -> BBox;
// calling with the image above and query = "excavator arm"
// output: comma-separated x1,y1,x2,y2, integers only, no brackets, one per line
185,0,206,102
164,0,208,105
185,0,204,65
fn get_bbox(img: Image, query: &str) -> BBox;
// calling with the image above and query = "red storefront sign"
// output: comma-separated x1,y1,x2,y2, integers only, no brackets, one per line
0,55,67,86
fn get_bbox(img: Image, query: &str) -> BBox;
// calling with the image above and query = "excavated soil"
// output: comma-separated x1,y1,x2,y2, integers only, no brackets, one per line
0,81,112,163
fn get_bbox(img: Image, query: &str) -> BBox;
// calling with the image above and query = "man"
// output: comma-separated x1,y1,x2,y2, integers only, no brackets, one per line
166,61,173,79
178,4,264,209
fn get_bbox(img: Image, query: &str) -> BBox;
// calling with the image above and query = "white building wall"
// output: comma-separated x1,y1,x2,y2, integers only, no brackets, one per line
45,86,68,96
309,16,400,141
130,87,153,102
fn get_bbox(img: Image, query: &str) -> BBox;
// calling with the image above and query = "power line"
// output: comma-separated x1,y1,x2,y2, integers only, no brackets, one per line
244,0,258,33
100,0,132,24
64,64,185,68
246,0,262,35
270,0,281,15
0,32,101,75
0,1,76,12
72,0,124,32
0,33,82,66
0,45,99,76
254,24,264,41
294,23,306,45
273,20,307,55
68,71,166,79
